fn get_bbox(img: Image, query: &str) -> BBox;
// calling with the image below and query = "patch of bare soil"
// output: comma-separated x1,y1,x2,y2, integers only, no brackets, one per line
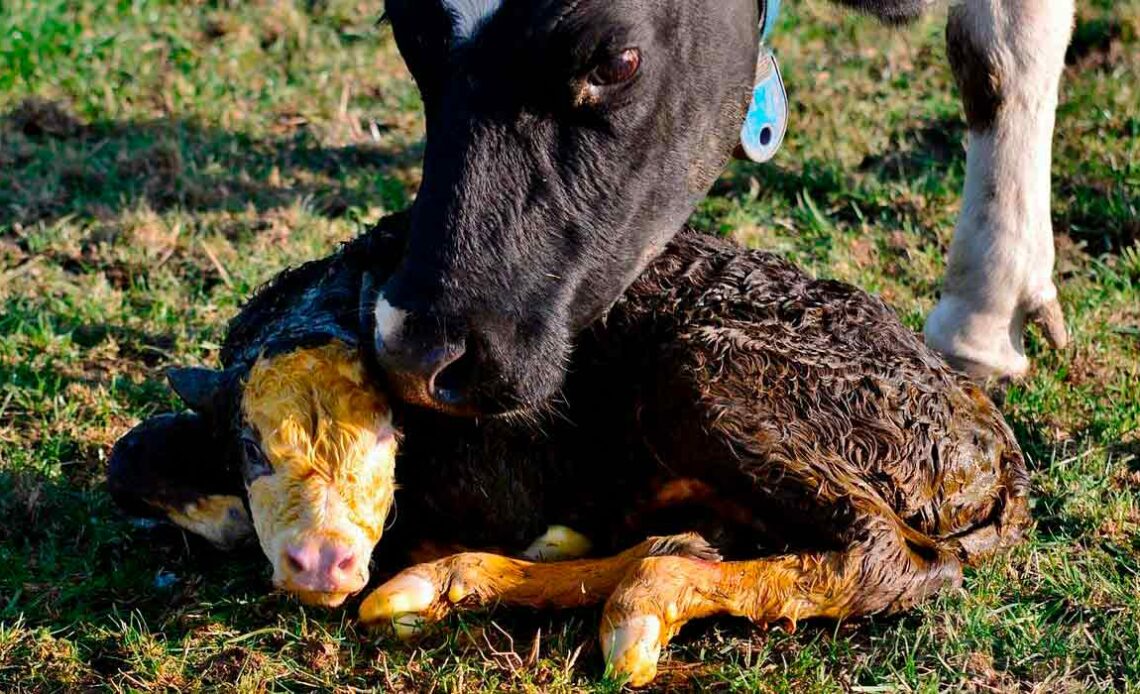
6,98,85,139
1066,17,1136,72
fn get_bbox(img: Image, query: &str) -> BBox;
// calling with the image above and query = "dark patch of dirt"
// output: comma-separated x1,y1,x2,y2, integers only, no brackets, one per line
7,98,85,139
848,237,877,268
1066,17,1135,72
300,638,341,672
87,638,131,680
961,650,1019,692
1061,347,1113,395
199,646,267,686
1056,180,1140,257
1053,233,1090,279
202,14,236,42
72,324,177,367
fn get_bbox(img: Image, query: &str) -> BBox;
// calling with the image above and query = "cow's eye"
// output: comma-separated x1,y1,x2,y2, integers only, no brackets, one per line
587,48,641,87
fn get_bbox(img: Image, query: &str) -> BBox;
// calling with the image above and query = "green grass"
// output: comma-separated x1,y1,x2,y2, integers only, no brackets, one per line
1,0,1138,691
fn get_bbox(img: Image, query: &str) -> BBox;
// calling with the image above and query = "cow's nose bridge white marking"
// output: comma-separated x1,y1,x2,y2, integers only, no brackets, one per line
374,293,409,346
441,0,504,41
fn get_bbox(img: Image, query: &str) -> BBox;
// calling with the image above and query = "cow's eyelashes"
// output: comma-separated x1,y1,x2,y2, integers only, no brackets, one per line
586,48,641,88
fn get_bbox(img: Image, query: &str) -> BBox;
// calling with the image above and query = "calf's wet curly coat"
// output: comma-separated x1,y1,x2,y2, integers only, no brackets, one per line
109,216,1029,686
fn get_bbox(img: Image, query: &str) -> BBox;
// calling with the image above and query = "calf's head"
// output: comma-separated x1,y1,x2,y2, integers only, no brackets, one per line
239,343,397,607
370,0,761,414
172,342,397,608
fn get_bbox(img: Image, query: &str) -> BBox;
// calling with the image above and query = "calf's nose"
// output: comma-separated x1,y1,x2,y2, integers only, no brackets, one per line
282,539,363,594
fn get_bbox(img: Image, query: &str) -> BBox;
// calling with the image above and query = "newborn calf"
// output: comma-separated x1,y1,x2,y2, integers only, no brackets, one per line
109,231,400,608
109,215,1029,686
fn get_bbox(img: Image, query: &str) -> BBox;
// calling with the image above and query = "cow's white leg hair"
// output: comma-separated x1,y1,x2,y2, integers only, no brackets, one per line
925,0,1074,378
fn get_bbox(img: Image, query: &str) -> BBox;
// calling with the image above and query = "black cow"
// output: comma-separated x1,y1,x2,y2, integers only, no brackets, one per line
372,0,1073,415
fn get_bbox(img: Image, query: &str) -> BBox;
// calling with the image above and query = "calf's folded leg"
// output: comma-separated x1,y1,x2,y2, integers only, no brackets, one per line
107,412,252,549
600,521,962,687
357,534,720,637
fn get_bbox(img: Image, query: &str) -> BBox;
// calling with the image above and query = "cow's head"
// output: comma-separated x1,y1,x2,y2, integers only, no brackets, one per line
170,342,398,608
369,0,761,415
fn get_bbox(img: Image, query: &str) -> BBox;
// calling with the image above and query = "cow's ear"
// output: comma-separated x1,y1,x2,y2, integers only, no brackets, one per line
167,367,230,414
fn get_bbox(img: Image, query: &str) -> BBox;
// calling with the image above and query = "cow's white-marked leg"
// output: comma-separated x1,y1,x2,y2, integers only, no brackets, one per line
925,0,1074,378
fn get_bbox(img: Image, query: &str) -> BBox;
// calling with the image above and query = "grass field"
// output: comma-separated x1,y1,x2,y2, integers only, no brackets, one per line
1,0,1138,691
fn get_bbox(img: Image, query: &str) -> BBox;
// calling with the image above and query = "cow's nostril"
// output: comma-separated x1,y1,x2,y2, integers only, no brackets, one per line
432,348,478,406
372,297,485,412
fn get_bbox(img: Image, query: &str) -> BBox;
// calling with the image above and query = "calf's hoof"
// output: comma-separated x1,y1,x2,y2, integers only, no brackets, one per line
600,615,665,688
358,573,438,639
522,525,593,562
597,555,710,688
357,553,518,637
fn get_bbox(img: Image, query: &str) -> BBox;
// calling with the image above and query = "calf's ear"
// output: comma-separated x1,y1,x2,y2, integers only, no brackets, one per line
167,367,231,414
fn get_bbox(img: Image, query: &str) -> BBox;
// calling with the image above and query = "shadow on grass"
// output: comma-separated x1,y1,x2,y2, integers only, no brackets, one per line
0,99,421,229
0,469,276,630
0,466,595,686
711,116,969,240
0,296,177,401
716,112,1139,259
1056,181,1140,257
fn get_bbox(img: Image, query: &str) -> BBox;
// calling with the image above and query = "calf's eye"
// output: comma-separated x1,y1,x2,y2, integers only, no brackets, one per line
240,431,273,483
588,48,641,87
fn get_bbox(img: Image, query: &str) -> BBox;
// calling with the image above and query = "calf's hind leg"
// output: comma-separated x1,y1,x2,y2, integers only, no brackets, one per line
925,0,1075,377
600,521,962,687
108,412,252,549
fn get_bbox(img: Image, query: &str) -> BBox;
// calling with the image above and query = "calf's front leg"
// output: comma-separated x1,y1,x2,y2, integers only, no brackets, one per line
357,534,720,638
925,0,1074,377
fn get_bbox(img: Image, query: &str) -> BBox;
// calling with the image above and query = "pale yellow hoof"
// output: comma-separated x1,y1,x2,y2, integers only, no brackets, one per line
522,525,593,562
358,574,436,639
600,615,663,688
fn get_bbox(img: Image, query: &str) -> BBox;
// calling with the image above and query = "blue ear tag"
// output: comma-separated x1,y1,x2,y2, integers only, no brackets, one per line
761,0,782,42
740,48,788,164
